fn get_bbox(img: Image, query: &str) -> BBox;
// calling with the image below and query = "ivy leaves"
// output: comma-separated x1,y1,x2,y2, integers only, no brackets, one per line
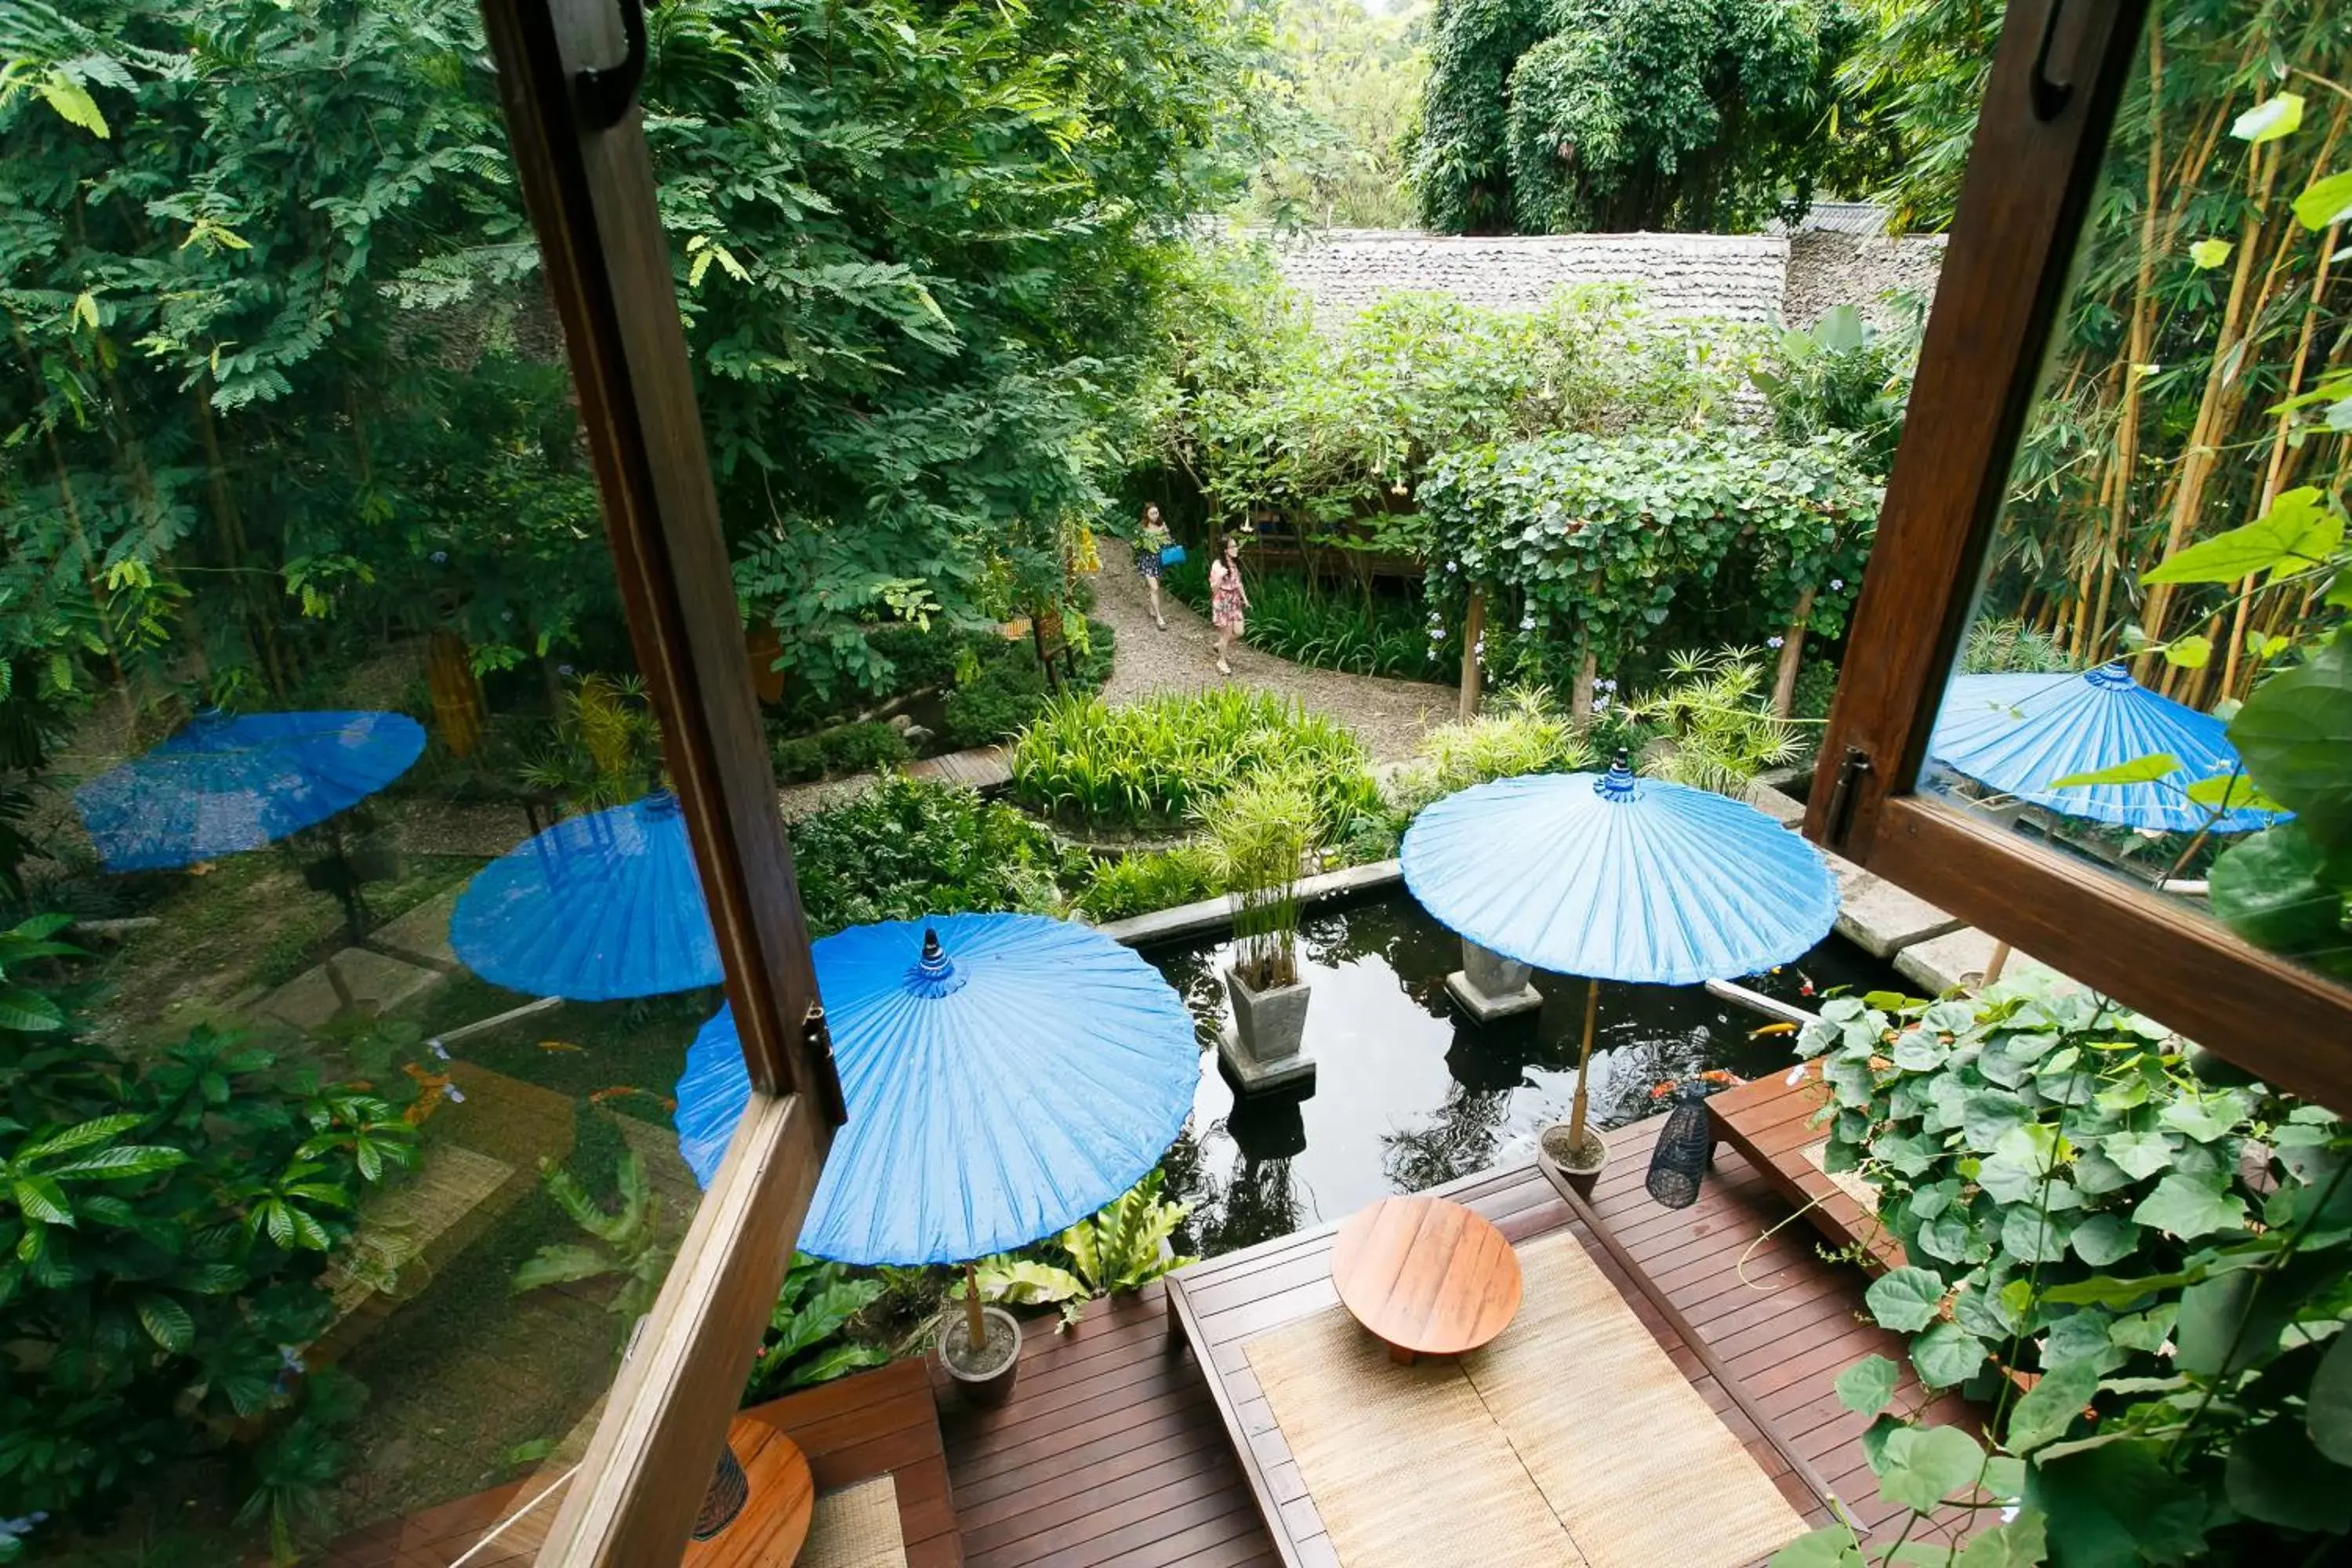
1797,973,2352,1566
1421,429,1878,673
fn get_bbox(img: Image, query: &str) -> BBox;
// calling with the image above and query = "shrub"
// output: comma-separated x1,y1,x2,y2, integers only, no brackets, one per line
1390,686,1588,814
1009,688,1381,833
1961,616,2072,675
1784,978,2352,1565
1624,649,1802,794
769,720,913,785
0,916,416,1548
1075,847,1225,922
938,619,1117,750
787,775,1080,935
1751,303,1923,476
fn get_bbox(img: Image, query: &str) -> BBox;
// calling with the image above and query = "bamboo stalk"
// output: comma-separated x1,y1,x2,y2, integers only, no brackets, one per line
2102,29,2167,666
964,1261,985,1349
2224,201,2342,699
2137,140,2283,668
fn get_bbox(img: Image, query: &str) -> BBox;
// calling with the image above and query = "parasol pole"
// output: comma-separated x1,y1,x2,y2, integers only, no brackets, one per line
1981,941,2012,987
963,1260,986,1348
1567,978,1599,1148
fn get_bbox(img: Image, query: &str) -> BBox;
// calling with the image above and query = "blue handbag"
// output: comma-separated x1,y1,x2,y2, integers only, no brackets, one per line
1159,544,1186,567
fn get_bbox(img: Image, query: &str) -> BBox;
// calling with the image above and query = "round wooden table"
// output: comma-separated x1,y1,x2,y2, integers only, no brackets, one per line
681,1416,815,1565
1331,1196,1523,1365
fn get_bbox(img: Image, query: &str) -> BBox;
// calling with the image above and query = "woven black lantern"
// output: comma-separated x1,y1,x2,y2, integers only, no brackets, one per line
1644,1083,1715,1210
692,1442,750,1541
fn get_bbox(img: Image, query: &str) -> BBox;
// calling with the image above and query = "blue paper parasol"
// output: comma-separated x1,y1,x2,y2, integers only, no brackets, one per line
1401,761,1838,985
1401,757,1838,1149
449,791,720,1000
672,913,1199,1267
1929,662,2285,834
74,709,426,873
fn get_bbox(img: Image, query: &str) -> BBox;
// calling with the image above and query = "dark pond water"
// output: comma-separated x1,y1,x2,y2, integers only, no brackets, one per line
1146,888,1900,1258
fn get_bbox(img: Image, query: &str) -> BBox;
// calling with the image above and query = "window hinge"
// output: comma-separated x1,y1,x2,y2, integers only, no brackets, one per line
1823,746,1873,851
804,1000,848,1127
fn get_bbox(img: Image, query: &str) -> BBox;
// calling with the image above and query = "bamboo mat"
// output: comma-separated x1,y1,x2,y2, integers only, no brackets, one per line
1246,1229,1806,1568
798,1475,906,1568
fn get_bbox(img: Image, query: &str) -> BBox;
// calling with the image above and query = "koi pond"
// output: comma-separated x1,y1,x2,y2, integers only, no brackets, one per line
1147,887,1900,1258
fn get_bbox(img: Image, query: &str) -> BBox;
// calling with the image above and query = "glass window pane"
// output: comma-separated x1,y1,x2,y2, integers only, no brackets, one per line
1920,9,2351,996
0,7,724,1557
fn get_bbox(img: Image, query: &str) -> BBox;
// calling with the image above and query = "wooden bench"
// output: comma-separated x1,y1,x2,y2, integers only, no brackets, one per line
1707,1062,1905,1271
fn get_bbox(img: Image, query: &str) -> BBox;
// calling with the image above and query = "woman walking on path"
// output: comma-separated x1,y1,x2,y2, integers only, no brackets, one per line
1209,532,1250,676
1136,503,1171,630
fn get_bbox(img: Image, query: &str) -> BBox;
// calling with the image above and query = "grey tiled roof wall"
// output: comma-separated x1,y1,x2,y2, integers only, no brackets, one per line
1269,227,1947,331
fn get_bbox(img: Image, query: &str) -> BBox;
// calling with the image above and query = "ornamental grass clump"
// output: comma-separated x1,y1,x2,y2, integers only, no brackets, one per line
1205,773,1317,992
1389,685,1588,813
1010,688,1381,833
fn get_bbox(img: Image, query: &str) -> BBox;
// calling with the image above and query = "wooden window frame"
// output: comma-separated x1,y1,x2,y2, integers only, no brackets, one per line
470,0,848,1559
1806,0,2352,1109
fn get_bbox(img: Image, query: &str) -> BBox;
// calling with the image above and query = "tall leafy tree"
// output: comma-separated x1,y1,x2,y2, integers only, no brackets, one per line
0,0,1274,731
1414,0,1861,234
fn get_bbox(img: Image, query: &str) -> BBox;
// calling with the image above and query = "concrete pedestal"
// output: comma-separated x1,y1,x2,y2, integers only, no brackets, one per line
1445,940,1543,1022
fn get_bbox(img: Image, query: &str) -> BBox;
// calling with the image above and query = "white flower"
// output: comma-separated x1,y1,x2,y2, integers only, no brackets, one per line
1593,694,1610,711
1428,626,1446,641
1519,615,1536,631
1444,560,1457,573
1830,578,1845,590
1767,636,1784,649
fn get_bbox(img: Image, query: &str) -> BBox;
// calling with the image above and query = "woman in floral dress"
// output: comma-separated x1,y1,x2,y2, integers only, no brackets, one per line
1208,532,1249,676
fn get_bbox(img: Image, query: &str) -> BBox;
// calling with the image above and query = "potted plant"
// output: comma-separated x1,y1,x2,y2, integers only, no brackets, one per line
1536,979,1610,1196
1207,775,1318,1089
939,1267,1022,1406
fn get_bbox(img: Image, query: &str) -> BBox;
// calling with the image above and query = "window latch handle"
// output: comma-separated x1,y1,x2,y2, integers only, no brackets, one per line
576,0,647,130
804,1000,848,1127
2030,0,2074,121
1823,746,1873,851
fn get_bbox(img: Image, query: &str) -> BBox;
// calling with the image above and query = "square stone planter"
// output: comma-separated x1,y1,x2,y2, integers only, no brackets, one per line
1219,965,1315,1093
1445,939,1543,1022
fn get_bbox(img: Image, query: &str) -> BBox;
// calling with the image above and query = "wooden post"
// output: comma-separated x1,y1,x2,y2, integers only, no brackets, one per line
964,1260,986,1348
1772,587,1816,717
1457,593,1485,723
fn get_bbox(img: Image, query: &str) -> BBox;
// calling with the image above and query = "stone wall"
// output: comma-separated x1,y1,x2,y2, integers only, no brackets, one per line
1780,229,1948,332
1266,224,1947,333
1270,230,1790,323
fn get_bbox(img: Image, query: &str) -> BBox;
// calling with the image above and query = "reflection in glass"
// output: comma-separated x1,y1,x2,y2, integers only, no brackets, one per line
1921,9,2350,988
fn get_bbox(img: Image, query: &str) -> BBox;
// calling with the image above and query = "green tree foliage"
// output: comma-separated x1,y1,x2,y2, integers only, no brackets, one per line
1830,0,2002,231
0,916,416,1546
1145,249,1759,541
1247,0,1432,228
1415,0,1859,234
0,0,1273,726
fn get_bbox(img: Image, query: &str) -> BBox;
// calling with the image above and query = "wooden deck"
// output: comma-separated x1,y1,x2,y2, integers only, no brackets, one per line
323,1359,957,1568
328,1116,1973,1568
932,1283,1277,1568
1709,1062,1906,1270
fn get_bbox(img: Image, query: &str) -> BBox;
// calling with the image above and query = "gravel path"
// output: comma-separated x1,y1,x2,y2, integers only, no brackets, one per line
1091,539,1454,763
